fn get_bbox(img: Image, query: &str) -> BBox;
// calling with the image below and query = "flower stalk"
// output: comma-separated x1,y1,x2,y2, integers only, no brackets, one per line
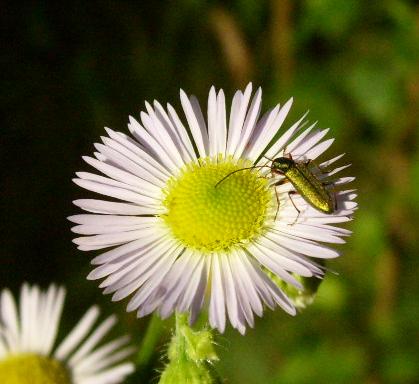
136,314,165,369
159,313,219,384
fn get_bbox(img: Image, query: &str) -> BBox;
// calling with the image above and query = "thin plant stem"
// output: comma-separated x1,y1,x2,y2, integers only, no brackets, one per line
136,314,164,369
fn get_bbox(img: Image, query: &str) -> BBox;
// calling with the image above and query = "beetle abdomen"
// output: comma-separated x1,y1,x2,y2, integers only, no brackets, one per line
284,165,335,214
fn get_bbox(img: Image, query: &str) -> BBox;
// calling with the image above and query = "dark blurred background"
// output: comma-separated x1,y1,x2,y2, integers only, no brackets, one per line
1,1,418,383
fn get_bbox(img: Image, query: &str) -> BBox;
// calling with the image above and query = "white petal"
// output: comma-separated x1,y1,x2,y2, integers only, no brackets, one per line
264,280,296,315
68,315,116,366
104,127,171,179
266,231,340,259
54,306,100,360
73,229,155,248
219,254,244,333
76,363,134,384
72,335,131,375
73,179,160,207
303,138,334,160
19,284,30,351
76,170,160,202
128,116,179,173
180,90,208,157
272,223,346,244
207,86,218,157
154,100,195,163
249,244,304,289
234,251,264,316
166,103,198,160
188,258,208,325
118,241,180,305
82,154,164,193
177,257,206,313
73,199,159,215
262,110,308,161
94,141,169,188
239,254,276,309
209,254,226,333
68,214,157,226
325,163,352,177
0,289,19,353
334,176,355,185
141,105,185,168
43,286,66,355
306,215,352,224
158,249,201,319
91,231,165,266
246,98,294,161
71,223,153,236
126,244,181,311
234,87,262,158
216,90,227,155
226,83,252,156
284,123,315,153
290,128,330,160
251,241,314,277
102,239,176,299
229,252,255,328
320,153,346,168
88,236,169,281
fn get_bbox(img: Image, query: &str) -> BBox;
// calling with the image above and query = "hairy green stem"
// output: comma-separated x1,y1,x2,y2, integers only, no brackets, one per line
159,312,220,384
174,312,188,360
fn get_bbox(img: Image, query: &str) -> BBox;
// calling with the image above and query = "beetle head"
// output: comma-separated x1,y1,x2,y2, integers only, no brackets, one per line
271,157,293,173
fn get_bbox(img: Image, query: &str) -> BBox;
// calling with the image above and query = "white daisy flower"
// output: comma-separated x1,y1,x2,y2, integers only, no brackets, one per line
0,284,135,384
69,84,357,334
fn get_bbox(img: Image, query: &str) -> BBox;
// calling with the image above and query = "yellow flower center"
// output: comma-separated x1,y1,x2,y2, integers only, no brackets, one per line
0,354,71,384
162,156,273,253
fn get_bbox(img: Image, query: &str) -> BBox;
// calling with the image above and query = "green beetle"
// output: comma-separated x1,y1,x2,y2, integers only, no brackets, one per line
271,155,336,215
215,154,337,221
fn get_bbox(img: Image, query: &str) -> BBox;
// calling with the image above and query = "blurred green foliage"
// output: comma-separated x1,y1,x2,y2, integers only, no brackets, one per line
1,0,418,383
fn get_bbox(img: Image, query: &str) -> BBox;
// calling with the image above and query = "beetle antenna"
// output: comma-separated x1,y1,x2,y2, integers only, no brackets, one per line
281,146,305,162
262,155,274,162
215,165,270,188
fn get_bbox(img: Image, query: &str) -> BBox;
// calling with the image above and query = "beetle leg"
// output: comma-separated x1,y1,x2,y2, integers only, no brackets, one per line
274,186,281,221
312,160,328,176
271,178,288,221
256,170,271,182
306,159,331,178
283,144,291,158
288,191,301,225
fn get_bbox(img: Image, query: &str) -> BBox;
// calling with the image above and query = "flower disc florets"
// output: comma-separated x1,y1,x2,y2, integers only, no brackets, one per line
0,354,70,384
162,156,273,253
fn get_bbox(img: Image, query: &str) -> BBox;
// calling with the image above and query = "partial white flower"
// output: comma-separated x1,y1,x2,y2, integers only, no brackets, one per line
69,83,357,334
0,284,135,384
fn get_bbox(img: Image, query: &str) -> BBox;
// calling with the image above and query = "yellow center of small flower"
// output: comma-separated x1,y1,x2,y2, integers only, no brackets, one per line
0,354,71,384
162,156,273,253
